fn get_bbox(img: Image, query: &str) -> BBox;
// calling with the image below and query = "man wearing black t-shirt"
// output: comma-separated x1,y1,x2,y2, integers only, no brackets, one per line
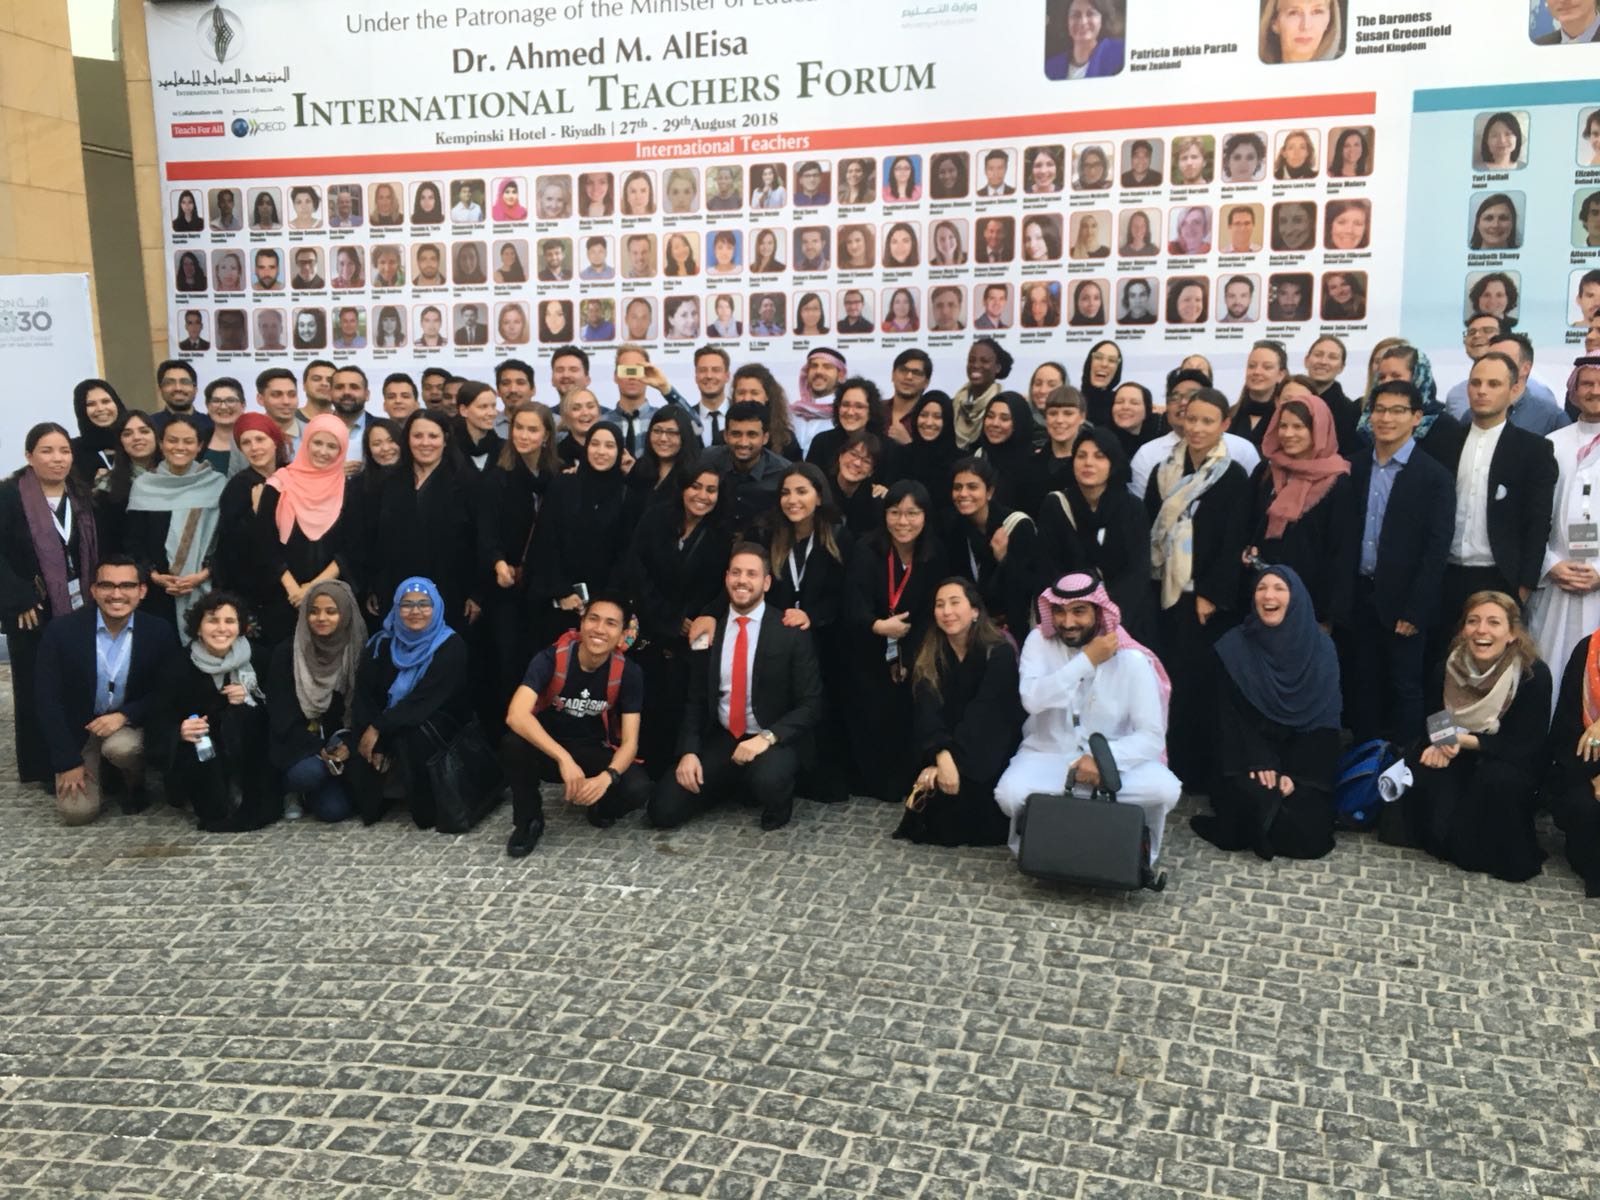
501,594,651,856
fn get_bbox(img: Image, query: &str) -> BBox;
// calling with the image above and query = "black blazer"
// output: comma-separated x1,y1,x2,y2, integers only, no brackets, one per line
1348,444,1454,629
678,608,824,763
1143,460,1252,613
34,606,179,773
1421,416,1557,594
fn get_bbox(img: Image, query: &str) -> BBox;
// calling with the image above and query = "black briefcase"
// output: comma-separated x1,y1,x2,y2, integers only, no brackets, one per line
1016,733,1166,892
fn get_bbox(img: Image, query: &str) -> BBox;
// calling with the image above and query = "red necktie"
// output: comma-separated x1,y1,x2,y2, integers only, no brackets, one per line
728,616,750,739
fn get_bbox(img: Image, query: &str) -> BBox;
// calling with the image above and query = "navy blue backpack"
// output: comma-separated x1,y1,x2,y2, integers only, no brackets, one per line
1334,739,1400,830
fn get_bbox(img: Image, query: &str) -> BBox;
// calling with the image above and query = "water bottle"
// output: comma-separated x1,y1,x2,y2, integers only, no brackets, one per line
191,714,215,762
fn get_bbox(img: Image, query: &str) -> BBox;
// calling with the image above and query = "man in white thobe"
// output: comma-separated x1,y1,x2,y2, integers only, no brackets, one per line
995,574,1182,862
1528,357,1600,710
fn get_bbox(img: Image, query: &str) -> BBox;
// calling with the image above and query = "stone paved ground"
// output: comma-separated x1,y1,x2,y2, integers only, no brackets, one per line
2,667,1599,1199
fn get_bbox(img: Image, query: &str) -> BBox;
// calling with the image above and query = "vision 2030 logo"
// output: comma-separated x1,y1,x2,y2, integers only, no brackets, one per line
0,302,55,335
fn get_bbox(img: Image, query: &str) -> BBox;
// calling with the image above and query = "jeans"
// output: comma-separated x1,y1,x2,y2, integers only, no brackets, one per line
283,755,354,822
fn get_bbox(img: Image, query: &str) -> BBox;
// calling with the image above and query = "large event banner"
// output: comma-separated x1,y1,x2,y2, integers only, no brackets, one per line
143,1,1598,403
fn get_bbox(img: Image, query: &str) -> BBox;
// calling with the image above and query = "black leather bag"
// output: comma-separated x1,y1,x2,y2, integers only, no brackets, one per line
423,717,505,833
1016,733,1164,891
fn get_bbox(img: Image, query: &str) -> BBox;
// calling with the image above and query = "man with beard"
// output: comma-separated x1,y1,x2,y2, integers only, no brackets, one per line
300,360,335,420
253,249,283,292
929,286,965,333
883,348,932,443
150,359,212,441
1219,275,1257,323
330,365,372,470
994,574,1181,871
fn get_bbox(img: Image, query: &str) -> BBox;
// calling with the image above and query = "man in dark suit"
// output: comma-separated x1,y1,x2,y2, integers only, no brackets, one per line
455,307,488,346
1422,352,1558,658
649,544,824,831
1535,0,1600,43
1342,380,1455,744
34,556,178,824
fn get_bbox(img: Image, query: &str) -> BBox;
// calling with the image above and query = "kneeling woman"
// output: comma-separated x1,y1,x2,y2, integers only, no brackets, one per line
898,578,1024,846
268,580,367,822
347,577,472,828
150,590,279,831
1192,566,1341,860
1388,592,1550,881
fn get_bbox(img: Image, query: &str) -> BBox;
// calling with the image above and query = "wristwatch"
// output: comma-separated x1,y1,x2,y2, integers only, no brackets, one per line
759,730,777,746
604,767,621,783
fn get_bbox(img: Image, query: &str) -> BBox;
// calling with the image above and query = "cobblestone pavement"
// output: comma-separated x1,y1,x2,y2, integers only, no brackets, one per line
2,669,1599,1198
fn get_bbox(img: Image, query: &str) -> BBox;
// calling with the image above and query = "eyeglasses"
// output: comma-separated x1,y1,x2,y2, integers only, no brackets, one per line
92,581,141,593
895,365,929,378
397,599,435,611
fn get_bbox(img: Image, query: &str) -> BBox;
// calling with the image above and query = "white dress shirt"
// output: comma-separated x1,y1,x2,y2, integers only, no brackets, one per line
717,602,765,735
1450,419,1505,567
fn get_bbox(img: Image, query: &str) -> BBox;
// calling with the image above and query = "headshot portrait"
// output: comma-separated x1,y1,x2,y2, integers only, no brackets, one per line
413,305,447,348
705,229,743,276
368,181,404,227
662,168,699,214
1117,277,1158,325
578,235,613,280
534,175,573,220
253,247,286,291
170,188,204,233
491,240,527,284
622,233,657,279
326,184,364,228
791,160,830,207
1470,192,1523,251
409,180,445,225
748,228,786,274
1216,274,1260,323
452,241,488,286
1165,276,1209,325
973,216,1016,264
976,150,1015,197
213,309,248,352
291,308,327,351
1065,211,1107,260
882,155,923,203
371,304,407,349
370,244,405,289
792,290,830,336
836,224,876,271
536,299,574,345
835,288,875,335
449,178,486,224
1117,208,1160,257
1068,279,1109,327
1221,132,1269,182
1575,189,1600,247
1220,204,1264,254
1119,138,1164,188
882,221,922,269
1020,214,1064,262
1466,269,1522,322
881,287,920,333
173,250,208,293
289,246,324,291
836,158,876,205
1580,108,1600,164
1473,111,1529,171
247,187,281,231
619,170,657,217
1171,136,1215,186
1570,267,1600,326
973,282,1013,330
1328,126,1374,177
1266,272,1314,321
928,284,967,333
662,232,699,277
929,152,969,199
1019,281,1062,329
578,172,614,218
1533,0,1600,44
793,226,830,272
1072,142,1114,191
331,305,367,350
176,308,208,351
750,163,788,208
208,187,242,232
330,245,365,290
210,250,244,293
929,219,968,267
1024,144,1066,194
623,296,657,341
1270,200,1319,252
410,243,447,288
1259,0,1348,63
708,293,744,338
703,165,742,212
285,184,322,232
1168,205,1213,256
1273,129,1320,179
1044,0,1128,79
452,302,489,347
749,293,786,337
1320,270,1368,320
579,298,617,343
1323,198,1371,251
536,237,574,282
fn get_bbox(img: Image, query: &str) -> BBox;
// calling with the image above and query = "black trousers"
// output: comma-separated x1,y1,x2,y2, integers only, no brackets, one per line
1430,564,1515,664
347,726,438,828
1544,778,1600,895
1341,576,1427,746
500,733,650,828
649,725,799,828
1157,592,1232,792
5,627,46,783
632,642,689,781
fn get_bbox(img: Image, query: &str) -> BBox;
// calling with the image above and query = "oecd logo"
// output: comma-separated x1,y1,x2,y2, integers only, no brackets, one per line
197,8,246,64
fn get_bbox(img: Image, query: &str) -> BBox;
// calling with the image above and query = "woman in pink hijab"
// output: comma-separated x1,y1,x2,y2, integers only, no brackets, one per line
255,413,352,646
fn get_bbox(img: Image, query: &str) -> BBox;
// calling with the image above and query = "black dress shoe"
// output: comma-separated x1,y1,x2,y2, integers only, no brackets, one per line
506,820,545,857
117,787,152,816
586,807,615,829
759,806,791,831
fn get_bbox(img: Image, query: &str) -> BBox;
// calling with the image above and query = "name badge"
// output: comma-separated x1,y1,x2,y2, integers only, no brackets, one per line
1426,709,1459,747
66,579,83,610
884,637,900,663
1570,522,1599,559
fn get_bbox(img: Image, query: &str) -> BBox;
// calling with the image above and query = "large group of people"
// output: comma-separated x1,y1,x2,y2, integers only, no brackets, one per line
8,325,1600,897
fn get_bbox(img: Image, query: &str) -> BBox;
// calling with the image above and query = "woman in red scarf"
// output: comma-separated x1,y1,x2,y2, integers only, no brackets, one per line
1243,382,1357,629
254,414,351,648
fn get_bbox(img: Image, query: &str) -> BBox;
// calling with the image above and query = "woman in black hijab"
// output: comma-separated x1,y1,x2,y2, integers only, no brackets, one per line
1079,339,1124,426
69,378,127,487
526,421,629,648
1107,381,1159,461
623,405,700,525
969,391,1038,514
894,391,957,496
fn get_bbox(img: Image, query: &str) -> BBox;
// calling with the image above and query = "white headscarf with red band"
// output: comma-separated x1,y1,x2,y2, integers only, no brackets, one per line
1037,573,1172,720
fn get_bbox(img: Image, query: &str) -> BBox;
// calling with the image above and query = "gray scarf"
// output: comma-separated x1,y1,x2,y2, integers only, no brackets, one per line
188,635,263,706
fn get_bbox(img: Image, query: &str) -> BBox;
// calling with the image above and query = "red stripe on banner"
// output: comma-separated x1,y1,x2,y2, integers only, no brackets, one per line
165,93,1377,181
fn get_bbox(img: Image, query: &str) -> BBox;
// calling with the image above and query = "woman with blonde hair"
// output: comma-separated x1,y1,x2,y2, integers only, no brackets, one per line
1259,0,1343,63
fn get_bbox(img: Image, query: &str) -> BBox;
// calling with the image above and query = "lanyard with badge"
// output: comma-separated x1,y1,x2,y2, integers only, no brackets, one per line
788,535,813,603
885,551,912,661
97,626,132,708
1572,467,1599,559
49,496,84,609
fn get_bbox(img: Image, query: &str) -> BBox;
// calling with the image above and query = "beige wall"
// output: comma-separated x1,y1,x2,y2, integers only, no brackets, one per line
116,0,166,376
0,0,102,357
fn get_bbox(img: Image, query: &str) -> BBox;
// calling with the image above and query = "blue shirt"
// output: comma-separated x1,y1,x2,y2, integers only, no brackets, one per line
95,611,136,716
1444,376,1563,429
1360,437,1413,576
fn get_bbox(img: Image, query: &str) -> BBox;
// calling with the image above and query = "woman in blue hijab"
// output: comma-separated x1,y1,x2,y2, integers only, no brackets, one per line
347,577,471,827
1190,565,1343,860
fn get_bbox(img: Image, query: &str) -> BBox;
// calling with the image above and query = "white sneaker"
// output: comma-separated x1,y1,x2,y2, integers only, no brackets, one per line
284,796,304,821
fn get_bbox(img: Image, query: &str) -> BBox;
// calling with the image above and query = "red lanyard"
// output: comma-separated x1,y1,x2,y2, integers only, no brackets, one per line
886,552,913,612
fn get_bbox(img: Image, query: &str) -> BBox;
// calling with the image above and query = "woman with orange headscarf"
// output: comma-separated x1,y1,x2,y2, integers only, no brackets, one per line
254,413,351,647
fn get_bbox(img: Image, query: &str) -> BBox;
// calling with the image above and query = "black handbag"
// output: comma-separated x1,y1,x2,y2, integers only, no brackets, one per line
422,717,506,833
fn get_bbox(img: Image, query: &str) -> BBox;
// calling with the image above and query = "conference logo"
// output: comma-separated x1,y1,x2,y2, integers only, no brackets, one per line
0,300,56,338
197,7,246,64
230,116,288,138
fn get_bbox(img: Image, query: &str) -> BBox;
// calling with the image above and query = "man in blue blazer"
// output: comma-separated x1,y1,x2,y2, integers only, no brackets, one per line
35,556,178,823
1343,380,1455,744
